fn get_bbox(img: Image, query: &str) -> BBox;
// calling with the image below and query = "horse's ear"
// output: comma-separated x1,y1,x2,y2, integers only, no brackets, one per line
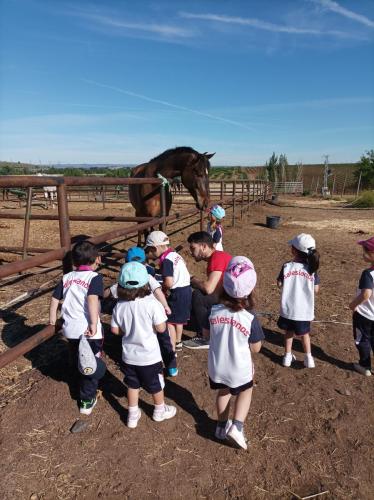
204,152,215,159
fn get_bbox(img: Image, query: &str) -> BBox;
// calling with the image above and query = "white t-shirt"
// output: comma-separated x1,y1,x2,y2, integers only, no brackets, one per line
59,270,103,340
111,294,167,366
208,304,262,387
160,250,190,289
110,274,160,298
278,261,319,321
356,268,374,321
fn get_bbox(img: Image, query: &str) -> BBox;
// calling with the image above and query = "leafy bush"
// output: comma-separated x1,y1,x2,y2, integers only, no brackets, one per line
354,150,374,189
349,190,374,208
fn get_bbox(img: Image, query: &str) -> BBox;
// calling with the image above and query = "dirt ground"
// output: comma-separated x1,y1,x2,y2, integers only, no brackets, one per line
1,196,374,500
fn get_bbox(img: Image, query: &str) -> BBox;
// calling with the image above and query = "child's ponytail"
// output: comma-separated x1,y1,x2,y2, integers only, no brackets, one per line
307,248,320,274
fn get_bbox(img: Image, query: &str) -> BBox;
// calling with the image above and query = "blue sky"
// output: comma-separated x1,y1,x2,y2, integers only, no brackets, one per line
0,0,373,166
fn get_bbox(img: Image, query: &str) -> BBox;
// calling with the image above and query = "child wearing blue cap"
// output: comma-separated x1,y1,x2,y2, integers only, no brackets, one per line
111,261,177,428
207,205,225,251
105,246,170,315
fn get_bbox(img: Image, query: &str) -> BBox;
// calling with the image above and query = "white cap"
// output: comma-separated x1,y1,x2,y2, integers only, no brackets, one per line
288,233,316,254
223,256,257,298
145,230,170,248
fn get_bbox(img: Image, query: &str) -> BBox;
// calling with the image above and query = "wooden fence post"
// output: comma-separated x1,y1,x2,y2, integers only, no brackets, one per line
356,171,362,198
57,183,72,274
159,184,166,232
232,180,236,227
102,185,106,210
22,187,33,260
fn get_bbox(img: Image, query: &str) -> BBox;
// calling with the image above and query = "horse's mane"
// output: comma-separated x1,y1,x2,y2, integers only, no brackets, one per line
150,146,198,163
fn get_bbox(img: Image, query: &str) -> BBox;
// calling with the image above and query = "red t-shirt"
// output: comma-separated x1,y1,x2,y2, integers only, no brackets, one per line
207,250,232,277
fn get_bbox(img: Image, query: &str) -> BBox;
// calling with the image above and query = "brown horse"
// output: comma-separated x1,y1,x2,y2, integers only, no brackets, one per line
129,147,214,244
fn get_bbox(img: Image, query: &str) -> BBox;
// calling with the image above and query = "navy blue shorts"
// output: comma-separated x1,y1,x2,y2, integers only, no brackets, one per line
122,361,165,394
277,316,311,336
167,285,192,324
209,378,253,395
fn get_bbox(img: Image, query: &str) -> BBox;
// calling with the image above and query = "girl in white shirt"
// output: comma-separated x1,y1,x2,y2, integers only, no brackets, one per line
277,233,320,369
111,262,177,428
203,256,264,450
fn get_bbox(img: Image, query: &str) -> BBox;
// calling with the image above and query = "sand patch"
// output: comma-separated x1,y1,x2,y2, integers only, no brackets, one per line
285,218,373,231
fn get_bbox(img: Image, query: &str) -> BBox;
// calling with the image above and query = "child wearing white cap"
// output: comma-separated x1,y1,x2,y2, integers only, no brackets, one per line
203,256,264,450
207,205,225,251
111,261,177,428
145,231,192,374
277,233,320,368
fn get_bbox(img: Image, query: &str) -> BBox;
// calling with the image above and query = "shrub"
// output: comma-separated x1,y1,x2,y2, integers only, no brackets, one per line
349,190,374,208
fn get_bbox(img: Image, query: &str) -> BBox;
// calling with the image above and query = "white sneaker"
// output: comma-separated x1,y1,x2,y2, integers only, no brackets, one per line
226,424,248,450
215,419,232,440
282,353,295,367
127,409,141,429
353,363,372,377
153,404,177,422
304,354,315,369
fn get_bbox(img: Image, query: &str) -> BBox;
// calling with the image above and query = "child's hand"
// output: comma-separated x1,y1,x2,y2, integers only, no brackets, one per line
85,325,97,337
165,306,171,316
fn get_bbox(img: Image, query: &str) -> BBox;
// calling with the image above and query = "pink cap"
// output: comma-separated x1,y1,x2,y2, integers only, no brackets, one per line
223,256,257,298
358,236,374,252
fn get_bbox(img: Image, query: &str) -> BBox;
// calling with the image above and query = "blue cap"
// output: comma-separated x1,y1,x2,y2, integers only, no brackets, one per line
126,246,146,263
118,261,149,289
210,205,225,220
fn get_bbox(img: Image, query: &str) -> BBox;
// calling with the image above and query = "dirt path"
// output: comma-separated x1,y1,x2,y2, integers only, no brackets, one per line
1,200,373,499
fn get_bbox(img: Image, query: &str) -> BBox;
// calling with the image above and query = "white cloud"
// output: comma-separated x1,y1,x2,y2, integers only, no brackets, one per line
179,11,360,39
313,0,374,28
83,79,255,131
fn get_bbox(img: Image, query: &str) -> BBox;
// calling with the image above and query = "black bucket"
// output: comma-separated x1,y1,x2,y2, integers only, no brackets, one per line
266,215,281,229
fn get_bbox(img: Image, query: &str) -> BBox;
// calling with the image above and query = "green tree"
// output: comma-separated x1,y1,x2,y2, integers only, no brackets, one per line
355,150,374,189
265,152,278,182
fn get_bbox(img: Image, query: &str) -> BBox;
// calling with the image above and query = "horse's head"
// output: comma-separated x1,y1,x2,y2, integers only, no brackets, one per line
181,152,214,210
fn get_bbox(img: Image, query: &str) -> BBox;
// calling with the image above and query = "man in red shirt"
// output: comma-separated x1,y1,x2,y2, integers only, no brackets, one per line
183,231,232,349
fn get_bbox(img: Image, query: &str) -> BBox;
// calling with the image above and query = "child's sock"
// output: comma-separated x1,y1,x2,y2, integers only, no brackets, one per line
128,405,139,416
217,420,228,429
232,419,244,432
153,403,165,416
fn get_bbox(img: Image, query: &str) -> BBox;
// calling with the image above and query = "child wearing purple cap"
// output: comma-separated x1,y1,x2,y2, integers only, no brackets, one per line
349,236,374,376
202,256,264,450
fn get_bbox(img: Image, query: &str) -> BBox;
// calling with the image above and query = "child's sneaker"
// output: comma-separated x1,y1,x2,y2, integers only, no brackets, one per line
353,363,372,377
304,354,315,369
215,419,232,440
168,367,178,377
153,404,177,422
226,424,248,450
183,337,210,349
175,342,183,351
79,396,97,416
282,353,295,367
127,409,142,428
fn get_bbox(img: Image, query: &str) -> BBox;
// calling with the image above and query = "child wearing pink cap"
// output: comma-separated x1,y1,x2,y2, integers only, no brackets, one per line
349,236,374,376
203,256,264,450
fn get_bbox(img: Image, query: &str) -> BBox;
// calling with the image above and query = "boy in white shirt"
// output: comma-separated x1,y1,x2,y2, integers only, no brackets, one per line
203,256,264,450
111,261,177,428
49,241,105,415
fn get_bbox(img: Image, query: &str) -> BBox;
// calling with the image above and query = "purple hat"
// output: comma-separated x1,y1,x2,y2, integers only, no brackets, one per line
223,256,257,298
358,236,374,252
